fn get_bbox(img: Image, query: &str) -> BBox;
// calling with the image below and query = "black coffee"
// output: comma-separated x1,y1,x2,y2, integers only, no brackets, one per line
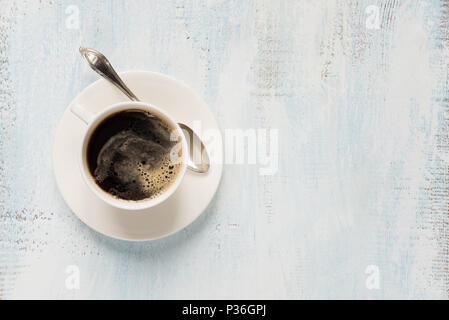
86,109,182,201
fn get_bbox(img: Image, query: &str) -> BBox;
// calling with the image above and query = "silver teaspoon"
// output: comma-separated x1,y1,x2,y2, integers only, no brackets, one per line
79,47,210,173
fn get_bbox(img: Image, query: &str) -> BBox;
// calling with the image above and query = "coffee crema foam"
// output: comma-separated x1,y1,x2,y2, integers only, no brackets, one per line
86,109,182,201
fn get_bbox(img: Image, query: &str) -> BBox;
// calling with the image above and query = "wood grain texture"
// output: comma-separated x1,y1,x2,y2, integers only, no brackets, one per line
0,0,448,299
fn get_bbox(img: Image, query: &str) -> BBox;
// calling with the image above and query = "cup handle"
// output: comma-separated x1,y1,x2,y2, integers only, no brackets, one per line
71,103,95,125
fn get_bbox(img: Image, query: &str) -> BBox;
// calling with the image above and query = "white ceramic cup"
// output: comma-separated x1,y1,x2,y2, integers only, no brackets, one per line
71,101,188,210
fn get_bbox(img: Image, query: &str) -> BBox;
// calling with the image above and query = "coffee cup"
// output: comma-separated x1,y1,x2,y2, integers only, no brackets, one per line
71,101,188,210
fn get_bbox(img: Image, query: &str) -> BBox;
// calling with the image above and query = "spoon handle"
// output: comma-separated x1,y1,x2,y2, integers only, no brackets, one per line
79,47,210,173
79,47,139,101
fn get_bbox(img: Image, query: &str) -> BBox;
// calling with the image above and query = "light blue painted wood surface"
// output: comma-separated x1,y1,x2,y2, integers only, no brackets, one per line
0,0,448,299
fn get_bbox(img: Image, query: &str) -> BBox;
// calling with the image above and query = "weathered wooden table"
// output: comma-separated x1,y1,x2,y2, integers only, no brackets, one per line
0,0,448,299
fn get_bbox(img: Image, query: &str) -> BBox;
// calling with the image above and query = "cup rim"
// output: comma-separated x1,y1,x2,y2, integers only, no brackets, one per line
79,101,188,211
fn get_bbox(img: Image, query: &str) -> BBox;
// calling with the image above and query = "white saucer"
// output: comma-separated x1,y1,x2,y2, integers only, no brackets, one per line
53,71,222,241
